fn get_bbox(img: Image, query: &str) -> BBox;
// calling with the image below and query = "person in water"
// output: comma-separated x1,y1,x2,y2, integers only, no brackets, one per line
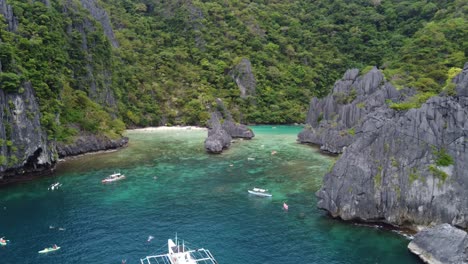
0,237,6,243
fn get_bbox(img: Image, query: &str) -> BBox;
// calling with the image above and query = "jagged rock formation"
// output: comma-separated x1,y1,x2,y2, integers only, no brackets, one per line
205,98,254,153
216,99,254,139
305,66,468,229
230,58,256,99
204,112,232,154
298,68,403,153
56,133,128,158
0,83,55,183
408,224,468,264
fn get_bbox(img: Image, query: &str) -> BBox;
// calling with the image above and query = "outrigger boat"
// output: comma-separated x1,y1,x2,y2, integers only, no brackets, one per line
140,236,218,264
38,245,60,254
248,187,272,197
101,172,126,183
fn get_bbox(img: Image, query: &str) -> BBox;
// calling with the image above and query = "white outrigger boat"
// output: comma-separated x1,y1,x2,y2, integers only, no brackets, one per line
140,237,218,264
101,172,126,183
248,187,272,197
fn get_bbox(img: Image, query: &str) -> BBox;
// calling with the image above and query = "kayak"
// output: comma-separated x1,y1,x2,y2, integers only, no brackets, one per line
38,246,60,254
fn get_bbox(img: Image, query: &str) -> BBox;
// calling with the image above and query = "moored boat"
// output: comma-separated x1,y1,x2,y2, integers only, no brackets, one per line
102,172,126,183
248,187,272,197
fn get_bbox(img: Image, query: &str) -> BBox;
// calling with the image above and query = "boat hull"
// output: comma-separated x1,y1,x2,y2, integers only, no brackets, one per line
101,176,125,183
248,190,272,197
38,247,60,254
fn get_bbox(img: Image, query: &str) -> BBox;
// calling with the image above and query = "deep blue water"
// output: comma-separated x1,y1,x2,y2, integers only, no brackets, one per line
0,126,421,263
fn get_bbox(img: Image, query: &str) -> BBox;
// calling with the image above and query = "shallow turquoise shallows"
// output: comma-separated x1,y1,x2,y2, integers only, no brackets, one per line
0,126,421,264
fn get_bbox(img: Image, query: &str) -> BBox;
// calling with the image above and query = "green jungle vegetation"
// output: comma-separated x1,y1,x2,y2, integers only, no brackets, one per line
0,0,467,142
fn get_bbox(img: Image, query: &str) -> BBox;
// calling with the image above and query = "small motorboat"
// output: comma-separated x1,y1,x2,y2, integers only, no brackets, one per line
38,245,60,254
102,172,126,183
48,182,62,191
248,187,272,197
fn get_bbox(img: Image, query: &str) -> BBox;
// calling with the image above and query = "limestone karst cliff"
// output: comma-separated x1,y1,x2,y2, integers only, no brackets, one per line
300,64,468,229
0,0,126,183
0,82,55,182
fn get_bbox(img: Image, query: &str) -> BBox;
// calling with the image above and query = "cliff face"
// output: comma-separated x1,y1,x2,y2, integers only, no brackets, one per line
0,0,54,182
0,0,126,184
298,68,408,153
63,0,118,109
0,80,126,183
0,83,55,182
306,65,468,229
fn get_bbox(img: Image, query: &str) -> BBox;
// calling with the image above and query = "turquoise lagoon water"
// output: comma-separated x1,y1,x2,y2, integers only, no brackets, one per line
0,126,421,264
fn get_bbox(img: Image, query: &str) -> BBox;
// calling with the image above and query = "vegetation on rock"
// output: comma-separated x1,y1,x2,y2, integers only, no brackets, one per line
0,0,466,142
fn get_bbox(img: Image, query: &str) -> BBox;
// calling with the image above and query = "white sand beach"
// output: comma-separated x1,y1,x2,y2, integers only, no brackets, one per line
127,126,207,132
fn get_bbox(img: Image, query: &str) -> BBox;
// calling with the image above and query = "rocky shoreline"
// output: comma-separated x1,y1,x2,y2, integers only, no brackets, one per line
408,224,467,264
0,133,128,186
56,134,128,159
